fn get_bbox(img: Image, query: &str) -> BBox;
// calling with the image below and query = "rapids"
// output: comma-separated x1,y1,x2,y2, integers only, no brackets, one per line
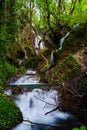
4,70,79,130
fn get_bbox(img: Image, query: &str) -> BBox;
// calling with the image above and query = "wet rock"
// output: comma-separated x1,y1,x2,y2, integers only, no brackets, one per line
21,87,30,93
12,86,21,94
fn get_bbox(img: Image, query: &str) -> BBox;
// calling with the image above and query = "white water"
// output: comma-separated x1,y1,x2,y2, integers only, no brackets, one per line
50,31,71,64
50,51,54,65
12,88,70,130
9,70,40,85
6,70,76,130
34,35,45,54
58,31,71,51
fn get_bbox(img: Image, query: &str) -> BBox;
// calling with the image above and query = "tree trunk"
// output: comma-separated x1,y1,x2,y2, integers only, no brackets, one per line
70,0,77,14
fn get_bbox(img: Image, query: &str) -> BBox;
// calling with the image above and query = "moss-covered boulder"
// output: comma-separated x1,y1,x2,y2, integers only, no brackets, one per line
0,91,23,129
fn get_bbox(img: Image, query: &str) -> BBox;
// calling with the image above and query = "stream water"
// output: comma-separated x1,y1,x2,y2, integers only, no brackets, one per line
5,70,81,130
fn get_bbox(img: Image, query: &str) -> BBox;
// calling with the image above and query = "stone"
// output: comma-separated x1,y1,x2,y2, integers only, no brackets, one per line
12,86,21,94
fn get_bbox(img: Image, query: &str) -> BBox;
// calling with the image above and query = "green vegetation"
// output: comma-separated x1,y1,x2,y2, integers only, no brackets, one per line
0,87,22,129
0,0,87,128
21,55,39,69
72,125,86,130
0,61,17,85
0,0,87,86
40,53,80,84
56,54,80,80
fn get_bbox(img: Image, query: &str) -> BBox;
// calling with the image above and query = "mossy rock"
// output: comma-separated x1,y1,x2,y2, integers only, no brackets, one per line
40,54,81,84
56,54,81,80
0,93,23,129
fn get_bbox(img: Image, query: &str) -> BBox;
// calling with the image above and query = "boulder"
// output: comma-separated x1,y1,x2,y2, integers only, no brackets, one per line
12,86,21,94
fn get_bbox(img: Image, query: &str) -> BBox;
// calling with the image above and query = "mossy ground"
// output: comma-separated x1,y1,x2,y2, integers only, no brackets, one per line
0,86,23,130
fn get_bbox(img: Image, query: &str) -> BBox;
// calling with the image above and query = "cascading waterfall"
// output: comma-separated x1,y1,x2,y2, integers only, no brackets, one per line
50,31,71,65
34,35,45,54
4,70,77,130
9,70,40,85
50,51,54,65
57,31,71,51
11,88,72,130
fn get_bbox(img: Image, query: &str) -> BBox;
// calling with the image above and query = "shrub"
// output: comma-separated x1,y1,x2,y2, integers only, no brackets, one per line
72,125,86,130
0,61,17,85
0,93,22,129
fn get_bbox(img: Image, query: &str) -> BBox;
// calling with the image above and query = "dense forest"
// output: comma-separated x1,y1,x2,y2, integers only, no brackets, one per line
0,0,87,129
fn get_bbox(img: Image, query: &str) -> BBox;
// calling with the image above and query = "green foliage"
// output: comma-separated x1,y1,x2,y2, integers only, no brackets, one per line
57,54,80,80
72,125,87,130
21,56,39,69
0,61,17,85
0,86,4,94
9,43,21,60
0,93,22,129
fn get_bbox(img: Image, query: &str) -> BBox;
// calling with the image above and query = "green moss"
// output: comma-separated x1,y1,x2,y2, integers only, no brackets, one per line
0,61,17,85
56,54,80,80
0,93,22,129
40,53,81,84
0,86,4,94
21,55,39,69
9,43,21,60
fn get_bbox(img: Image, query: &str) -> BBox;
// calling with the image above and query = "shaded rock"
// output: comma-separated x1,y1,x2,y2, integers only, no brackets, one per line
12,86,21,94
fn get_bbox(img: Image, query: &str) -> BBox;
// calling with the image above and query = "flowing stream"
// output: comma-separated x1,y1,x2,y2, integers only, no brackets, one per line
5,70,80,130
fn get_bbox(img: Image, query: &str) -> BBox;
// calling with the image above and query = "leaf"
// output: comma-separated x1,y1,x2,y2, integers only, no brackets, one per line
72,128,79,130
80,125,86,130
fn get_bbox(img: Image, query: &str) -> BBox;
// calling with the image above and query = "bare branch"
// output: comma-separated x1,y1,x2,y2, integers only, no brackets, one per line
23,119,63,128
45,106,59,115
34,96,56,106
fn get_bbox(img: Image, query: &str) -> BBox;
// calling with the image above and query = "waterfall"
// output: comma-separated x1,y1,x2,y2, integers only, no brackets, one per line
19,60,23,65
4,70,77,130
50,51,54,65
34,35,41,48
11,88,73,130
9,70,40,85
50,31,71,65
57,31,71,51
34,35,45,54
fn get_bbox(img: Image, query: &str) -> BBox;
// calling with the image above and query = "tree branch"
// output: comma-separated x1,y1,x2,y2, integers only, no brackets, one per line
45,106,59,115
34,96,56,106
23,119,62,128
